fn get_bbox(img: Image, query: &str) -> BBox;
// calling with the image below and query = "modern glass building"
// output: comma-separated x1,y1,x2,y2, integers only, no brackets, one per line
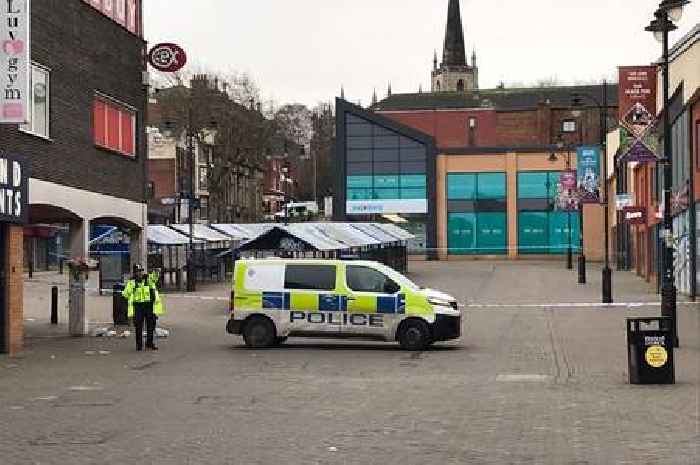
335,99,438,256
446,172,507,254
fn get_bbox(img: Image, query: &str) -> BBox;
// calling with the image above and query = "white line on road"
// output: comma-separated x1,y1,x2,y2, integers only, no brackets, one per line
462,301,699,309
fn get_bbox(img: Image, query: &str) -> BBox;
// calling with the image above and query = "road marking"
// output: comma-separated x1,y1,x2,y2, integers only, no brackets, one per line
496,374,552,383
462,301,699,309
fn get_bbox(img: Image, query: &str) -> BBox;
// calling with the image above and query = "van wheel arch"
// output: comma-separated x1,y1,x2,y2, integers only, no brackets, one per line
396,317,432,350
242,314,277,348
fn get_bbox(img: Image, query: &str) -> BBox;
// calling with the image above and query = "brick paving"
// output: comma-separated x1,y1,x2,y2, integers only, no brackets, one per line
1,261,698,465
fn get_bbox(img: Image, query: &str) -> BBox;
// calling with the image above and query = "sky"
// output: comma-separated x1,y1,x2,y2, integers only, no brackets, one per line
144,0,700,108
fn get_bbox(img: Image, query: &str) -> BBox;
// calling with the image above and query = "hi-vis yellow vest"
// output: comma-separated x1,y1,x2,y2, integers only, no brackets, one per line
122,279,164,317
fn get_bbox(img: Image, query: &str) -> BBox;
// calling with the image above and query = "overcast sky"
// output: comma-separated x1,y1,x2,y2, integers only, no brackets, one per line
144,0,699,108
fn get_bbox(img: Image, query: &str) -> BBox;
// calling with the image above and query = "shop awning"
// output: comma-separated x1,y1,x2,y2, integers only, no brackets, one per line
147,225,202,246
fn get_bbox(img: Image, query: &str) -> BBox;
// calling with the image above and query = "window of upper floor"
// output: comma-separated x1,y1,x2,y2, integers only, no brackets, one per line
20,63,50,139
93,95,136,157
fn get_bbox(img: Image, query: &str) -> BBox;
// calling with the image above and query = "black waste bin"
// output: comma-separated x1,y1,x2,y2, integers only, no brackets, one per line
112,283,129,326
626,317,675,385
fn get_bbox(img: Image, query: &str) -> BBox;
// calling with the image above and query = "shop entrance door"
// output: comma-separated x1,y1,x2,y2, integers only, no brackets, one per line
0,224,6,353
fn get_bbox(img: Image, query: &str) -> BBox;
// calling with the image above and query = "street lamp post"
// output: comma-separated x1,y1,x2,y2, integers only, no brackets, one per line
572,83,612,302
646,0,689,347
186,105,196,292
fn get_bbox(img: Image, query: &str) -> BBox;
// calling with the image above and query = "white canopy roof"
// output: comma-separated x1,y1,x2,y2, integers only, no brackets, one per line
170,224,236,243
147,225,202,246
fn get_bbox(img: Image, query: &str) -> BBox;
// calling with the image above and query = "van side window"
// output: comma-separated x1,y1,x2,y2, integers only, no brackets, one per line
284,265,336,291
346,266,400,294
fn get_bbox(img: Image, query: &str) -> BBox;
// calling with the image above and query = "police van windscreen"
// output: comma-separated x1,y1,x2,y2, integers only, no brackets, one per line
374,263,420,291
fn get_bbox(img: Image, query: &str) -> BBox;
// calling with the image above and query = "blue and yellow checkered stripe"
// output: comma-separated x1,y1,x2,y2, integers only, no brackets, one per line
262,292,406,314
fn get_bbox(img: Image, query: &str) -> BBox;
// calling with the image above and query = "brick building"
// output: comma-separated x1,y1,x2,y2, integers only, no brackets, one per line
1,0,147,354
335,0,618,259
148,76,269,225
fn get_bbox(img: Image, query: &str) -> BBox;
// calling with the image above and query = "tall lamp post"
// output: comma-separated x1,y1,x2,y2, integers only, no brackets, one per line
646,0,689,347
572,82,613,303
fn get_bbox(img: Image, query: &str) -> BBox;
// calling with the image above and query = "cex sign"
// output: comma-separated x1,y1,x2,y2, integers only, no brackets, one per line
0,0,30,124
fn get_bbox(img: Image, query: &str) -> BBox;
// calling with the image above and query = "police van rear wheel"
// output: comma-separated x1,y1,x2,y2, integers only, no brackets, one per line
398,320,431,351
276,337,288,345
243,317,276,348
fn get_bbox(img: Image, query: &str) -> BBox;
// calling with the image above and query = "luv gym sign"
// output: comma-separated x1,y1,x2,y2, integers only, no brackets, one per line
0,152,28,224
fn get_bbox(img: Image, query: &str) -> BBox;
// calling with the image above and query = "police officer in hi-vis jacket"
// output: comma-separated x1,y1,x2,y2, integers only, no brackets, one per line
122,265,164,351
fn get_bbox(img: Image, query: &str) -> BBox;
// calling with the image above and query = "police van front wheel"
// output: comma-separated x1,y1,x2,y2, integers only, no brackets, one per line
398,319,431,351
242,316,276,348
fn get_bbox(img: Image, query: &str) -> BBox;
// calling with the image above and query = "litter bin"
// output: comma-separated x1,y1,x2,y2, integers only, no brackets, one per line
626,317,675,385
112,283,129,326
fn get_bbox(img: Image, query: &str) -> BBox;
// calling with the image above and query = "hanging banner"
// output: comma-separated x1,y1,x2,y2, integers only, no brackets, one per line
618,66,659,164
577,146,601,204
0,0,30,124
555,170,579,211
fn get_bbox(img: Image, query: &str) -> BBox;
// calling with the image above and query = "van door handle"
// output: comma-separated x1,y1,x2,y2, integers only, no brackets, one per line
347,296,356,301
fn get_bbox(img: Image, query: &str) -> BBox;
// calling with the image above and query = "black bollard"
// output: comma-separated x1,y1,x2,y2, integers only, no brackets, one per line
51,286,58,325
28,260,33,279
59,258,64,274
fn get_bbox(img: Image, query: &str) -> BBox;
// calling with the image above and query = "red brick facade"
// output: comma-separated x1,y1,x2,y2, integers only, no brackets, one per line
378,104,609,149
3,225,24,355
377,110,498,148
148,159,177,200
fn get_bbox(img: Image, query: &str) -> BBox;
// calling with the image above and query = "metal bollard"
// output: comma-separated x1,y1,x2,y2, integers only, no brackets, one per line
51,286,58,325
28,260,33,279
59,258,64,274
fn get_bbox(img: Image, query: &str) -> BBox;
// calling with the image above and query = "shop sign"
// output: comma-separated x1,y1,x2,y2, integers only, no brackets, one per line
616,194,633,211
576,146,601,204
0,152,28,224
347,199,427,215
0,0,30,124
623,207,646,225
148,43,187,73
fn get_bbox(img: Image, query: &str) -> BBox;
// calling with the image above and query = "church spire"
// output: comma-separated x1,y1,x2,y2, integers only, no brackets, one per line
371,88,378,106
340,85,345,100
387,82,392,97
442,0,467,67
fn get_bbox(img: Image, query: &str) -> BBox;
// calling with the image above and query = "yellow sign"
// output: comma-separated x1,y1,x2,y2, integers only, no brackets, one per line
645,345,668,368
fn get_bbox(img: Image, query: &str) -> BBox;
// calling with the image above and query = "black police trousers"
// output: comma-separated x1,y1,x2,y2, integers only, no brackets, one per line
134,302,156,350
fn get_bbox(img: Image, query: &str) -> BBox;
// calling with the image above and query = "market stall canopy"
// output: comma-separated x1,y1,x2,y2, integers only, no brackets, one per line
350,223,402,244
238,225,349,252
170,224,238,243
147,225,202,246
374,223,414,241
210,223,272,241
312,222,382,248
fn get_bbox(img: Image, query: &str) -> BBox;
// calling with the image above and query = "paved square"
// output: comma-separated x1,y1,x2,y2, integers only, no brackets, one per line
2,261,699,464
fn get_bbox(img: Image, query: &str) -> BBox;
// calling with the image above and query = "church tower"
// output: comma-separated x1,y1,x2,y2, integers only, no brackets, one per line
431,0,478,92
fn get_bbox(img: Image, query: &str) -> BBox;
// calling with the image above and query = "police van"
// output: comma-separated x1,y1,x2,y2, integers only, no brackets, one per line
226,259,461,350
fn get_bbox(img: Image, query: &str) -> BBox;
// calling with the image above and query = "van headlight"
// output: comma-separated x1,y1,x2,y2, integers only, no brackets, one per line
428,297,454,308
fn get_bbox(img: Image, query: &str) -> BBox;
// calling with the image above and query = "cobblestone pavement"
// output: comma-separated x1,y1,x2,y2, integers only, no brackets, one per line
2,261,699,465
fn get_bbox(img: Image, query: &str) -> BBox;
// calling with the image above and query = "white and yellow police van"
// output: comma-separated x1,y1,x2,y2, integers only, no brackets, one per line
226,259,461,350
